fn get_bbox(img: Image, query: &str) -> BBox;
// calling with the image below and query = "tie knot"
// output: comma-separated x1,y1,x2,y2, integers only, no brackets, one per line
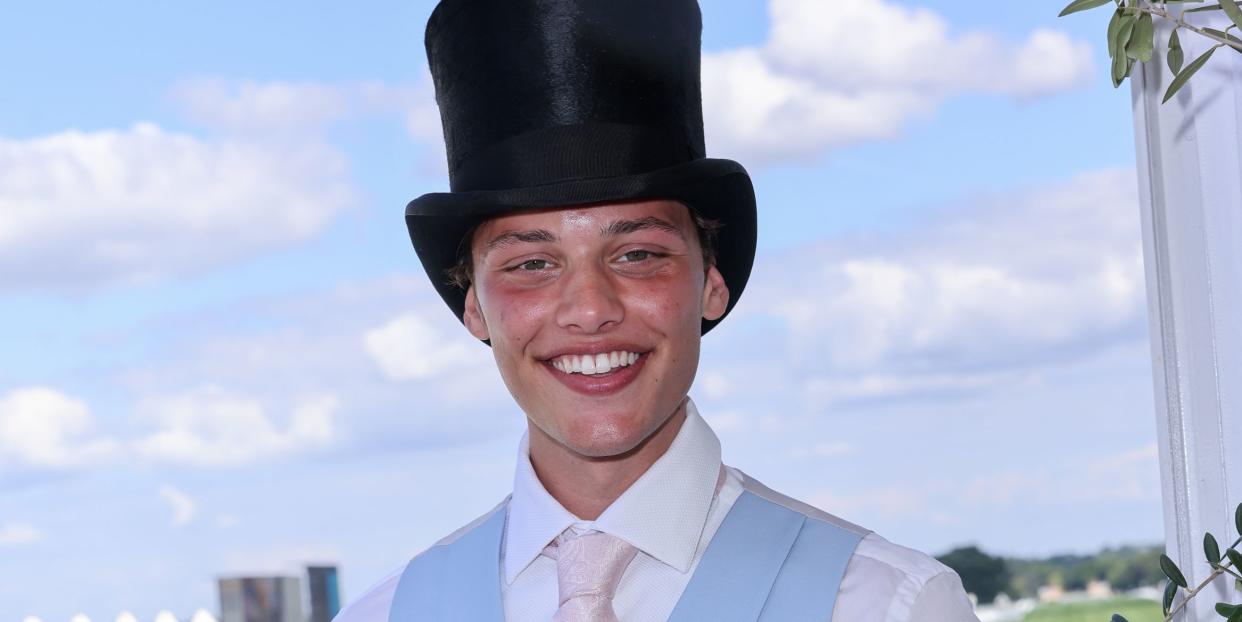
545,530,638,622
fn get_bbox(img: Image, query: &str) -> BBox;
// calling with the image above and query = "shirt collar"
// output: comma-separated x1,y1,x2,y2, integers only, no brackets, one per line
504,398,722,584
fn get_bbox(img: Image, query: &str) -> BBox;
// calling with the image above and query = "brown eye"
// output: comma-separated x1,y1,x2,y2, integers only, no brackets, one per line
515,259,549,271
620,250,654,262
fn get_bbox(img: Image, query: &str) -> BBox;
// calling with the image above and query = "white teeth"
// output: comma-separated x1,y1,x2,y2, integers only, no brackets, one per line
552,351,641,375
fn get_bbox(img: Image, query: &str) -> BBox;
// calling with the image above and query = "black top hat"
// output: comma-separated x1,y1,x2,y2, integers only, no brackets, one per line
406,0,757,335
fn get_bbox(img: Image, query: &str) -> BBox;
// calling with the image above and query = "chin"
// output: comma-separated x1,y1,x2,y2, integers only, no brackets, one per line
558,411,650,459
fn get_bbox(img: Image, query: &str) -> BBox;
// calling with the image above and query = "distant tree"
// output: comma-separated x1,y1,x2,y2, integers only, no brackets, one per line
937,546,1011,604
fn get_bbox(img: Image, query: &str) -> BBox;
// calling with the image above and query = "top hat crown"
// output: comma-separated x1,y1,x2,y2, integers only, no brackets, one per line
425,0,706,192
407,0,758,335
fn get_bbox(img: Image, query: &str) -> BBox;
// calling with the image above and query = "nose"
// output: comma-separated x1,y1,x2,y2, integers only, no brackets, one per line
555,261,624,334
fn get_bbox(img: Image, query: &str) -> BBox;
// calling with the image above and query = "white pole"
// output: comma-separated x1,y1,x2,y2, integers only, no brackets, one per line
1131,7,1242,621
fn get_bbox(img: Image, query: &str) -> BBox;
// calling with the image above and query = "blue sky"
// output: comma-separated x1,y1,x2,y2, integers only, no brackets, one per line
0,1,1161,620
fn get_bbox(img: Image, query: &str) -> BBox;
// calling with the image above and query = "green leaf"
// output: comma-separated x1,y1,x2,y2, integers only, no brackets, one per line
1059,0,1115,17
1226,547,1242,569
1111,13,1139,86
1127,13,1155,61
1204,27,1242,47
1169,28,1185,74
1208,532,1223,563
1115,12,1139,56
1220,603,1240,616
1164,46,1219,103
1162,553,1190,587
1110,615,1129,622
1108,8,1125,58
1229,607,1242,622
1235,502,1242,536
1221,0,1242,32
1163,580,1178,615
1112,50,1130,87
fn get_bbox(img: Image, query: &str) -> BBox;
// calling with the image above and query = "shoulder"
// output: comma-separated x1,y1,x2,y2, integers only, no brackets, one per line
331,566,402,622
732,470,977,621
331,498,511,622
842,533,978,621
734,468,870,537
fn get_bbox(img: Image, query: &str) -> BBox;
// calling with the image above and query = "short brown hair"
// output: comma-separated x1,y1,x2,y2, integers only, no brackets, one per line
445,204,722,290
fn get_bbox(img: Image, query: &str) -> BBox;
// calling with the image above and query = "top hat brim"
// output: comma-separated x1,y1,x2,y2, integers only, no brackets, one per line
405,157,757,338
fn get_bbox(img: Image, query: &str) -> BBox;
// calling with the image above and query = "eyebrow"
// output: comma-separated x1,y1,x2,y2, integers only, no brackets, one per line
483,229,558,255
601,216,685,240
479,216,685,260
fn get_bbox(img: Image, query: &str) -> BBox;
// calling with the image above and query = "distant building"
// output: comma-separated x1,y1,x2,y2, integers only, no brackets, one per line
1086,579,1113,599
1037,584,1064,603
218,577,303,622
307,566,342,622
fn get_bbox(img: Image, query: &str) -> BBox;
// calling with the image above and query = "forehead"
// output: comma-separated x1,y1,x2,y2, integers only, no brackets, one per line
472,198,693,246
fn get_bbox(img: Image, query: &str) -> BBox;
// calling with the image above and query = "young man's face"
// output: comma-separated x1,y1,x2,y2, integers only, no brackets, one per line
462,198,729,459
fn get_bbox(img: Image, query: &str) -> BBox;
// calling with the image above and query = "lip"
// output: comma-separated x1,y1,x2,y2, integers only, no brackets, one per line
541,351,649,396
537,341,650,360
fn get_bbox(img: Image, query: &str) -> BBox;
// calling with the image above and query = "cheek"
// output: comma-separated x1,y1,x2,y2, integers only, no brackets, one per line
480,282,556,343
628,278,701,325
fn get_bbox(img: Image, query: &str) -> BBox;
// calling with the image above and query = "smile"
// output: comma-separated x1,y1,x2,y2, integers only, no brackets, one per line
550,351,640,375
541,349,649,396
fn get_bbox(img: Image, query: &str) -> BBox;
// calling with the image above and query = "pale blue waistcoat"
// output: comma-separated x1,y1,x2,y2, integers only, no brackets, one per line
388,490,867,621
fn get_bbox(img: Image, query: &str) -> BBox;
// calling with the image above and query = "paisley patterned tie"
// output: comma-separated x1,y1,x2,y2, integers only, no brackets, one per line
543,529,638,622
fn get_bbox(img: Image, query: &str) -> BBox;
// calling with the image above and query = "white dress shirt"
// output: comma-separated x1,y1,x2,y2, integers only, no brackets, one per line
335,400,980,621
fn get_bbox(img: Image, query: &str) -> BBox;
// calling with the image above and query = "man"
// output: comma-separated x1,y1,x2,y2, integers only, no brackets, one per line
336,0,980,619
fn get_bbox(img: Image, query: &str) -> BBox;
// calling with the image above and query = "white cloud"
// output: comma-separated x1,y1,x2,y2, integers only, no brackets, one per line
0,123,353,291
159,485,197,526
134,387,338,467
809,443,1158,523
961,443,1160,507
702,0,1092,164
172,80,351,132
173,79,436,136
0,387,118,470
702,48,932,165
734,169,1143,401
174,77,447,176
791,440,857,459
364,312,491,381
0,523,45,547
220,544,344,576
763,0,1090,95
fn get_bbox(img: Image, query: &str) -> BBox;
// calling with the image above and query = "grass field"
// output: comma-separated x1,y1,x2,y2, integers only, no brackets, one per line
1023,598,1163,622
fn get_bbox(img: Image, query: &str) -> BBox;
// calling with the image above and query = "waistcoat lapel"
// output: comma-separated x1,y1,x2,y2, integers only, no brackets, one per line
388,506,506,622
668,491,865,622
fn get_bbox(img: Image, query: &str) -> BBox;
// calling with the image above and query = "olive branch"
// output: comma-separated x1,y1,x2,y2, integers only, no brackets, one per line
1059,0,1242,102
1108,503,1242,621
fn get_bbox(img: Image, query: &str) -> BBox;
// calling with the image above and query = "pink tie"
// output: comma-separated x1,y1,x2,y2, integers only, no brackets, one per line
543,530,638,622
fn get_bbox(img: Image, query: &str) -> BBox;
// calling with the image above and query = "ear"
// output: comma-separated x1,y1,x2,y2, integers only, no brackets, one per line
463,285,491,341
701,265,730,322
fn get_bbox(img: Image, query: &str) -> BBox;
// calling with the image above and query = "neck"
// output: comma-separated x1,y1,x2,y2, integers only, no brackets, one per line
527,400,689,520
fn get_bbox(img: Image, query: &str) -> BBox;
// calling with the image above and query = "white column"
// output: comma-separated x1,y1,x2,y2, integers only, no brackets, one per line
1131,7,1242,621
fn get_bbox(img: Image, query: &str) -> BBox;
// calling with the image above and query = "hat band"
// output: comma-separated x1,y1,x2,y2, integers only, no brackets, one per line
449,122,691,193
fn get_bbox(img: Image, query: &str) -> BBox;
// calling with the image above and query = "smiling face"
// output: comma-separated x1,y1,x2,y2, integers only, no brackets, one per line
461,199,729,461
